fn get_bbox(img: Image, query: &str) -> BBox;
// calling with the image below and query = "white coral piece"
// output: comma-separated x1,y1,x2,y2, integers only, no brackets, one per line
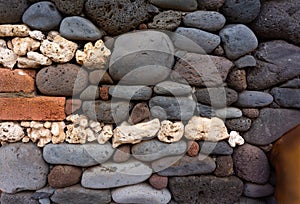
228,131,245,147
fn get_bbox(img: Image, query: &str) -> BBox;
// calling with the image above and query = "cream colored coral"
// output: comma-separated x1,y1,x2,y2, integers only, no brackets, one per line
0,47,17,68
0,39,7,48
228,131,245,147
97,124,113,144
27,51,52,66
0,122,25,143
65,125,87,144
76,40,111,69
0,24,30,37
11,37,40,56
157,120,184,143
29,30,45,41
17,57,40,68
51,122,66,144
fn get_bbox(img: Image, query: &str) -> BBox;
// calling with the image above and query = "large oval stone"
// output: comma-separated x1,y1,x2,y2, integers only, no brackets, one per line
0,0,29,24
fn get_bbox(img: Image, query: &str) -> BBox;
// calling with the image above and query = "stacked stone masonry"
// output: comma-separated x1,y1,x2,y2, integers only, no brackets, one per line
0,0,299,203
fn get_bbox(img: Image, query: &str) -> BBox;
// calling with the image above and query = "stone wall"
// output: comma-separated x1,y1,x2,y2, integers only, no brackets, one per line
0,0,299,203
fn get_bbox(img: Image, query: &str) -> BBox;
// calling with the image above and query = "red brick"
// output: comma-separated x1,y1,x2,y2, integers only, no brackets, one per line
0,68,35,93
0,97,66,121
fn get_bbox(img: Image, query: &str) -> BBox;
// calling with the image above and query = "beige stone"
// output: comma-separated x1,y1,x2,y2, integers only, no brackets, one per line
30,121,44,129
27,127,52,147
112,118,160,148
29,30,45,41
184,116,230,141
22,136,30,143
44,121,52,129
40,34,78,63
97,124,113,144
0,24,30,37
11,37,40,56
89,120,103,133
0,39,7,48
0,47,18,68
17,57,40,68
51,122,66,144
86,128,96,142
157,120,184,143
65,125,87,144
27,51,52,66
76,40,111,70
0,122,25,142
228,131,244,147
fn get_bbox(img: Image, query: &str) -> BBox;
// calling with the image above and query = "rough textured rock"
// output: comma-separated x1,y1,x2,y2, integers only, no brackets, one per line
226,117,252,132
81,160,152,188
112,183,171,204
89,70,114,85
0,122,24,143
1,192,39,204
48,165,82,188
60,16,102,41
221,0,261,23
154,81,192,96
280,77,300,88
149,174,168,190
250,0,300,45
149,0,197,11
85,0,150,35
148,10,182,30
112,145,131,163
234,55,256,68
226,68,247,92
129,103,151,124
228,131,246,148
169,176,243,204
183,11,226,31
109,30,174,85
187,141,200,157
109,85,152,100
199,141,233,155
0,143,49,193
52,0,85,15
22,2,62,31
247,40,300,90
233,144,270,184
242,108,260,119
43,143,115,167
244,183,274,198
157,120,184,143
214,155,234,177
0,24,30,37
219,24,258,60
132,139,186,162
0,47,18,68
0,0,29,24
243,108,300,145
234,197,266,204
51,185,111,204
11,37,40,56
172,53,233,87
149,96,196,121
270,87,300,108
36,64,88,96
79,85,100,100
195,103,216,118
197,0,225,11
235,91,273,108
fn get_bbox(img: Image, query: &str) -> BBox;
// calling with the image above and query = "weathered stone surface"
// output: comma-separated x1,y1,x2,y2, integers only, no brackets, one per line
234,197,266,204
11,37,40,56
219,24,258,60
242,108,260,119
247,40,300,90
148,10,182,30
195,87,238,108
112,145,131,163
195,103,216,118
51,185,111,204
234,55,256,68
129,103,150,124
175,27,220,53
0,143,49,193
157,120,184,143
22,2,62,31
43,143,114,167
60,16,102,41
154,81,192,96
172,53,233,87
85,0,150,35
79,85,99,100
81,160,152,188
169,176,243,204
48,165,82,188
0,47,18,68
244,183,274,198
109,85,152,100
109,30,174,85
187,141,200,157
235,91,273,108
65,99,82,115
153,155,216,176
221,0,261,23
214,155,234,177
0,122,24,143
0,0,29,24
215,107,243,119
183,11,226,31
1,192,39,204
243,108,300,145
0,24,30,37
112,183,171,204
184,116,229,141
270,88,300,108
149,0,197,11
198,141,233,155
112,119,160,148
226,117,252,132
233,144,270,184
82,100,132,124
132,139,186,162
149,96,196,121
197,0,224,11
36,64,88,96
149,174,168,190
280,77,300,88
89,70,114,85
52,0,85,15
226,68,247,92
25,51,52,66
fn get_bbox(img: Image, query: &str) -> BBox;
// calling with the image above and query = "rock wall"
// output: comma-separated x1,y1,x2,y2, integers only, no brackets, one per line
0,0,299,203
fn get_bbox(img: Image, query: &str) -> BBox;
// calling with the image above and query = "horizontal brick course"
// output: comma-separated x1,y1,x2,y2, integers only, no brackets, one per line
0,97,66,121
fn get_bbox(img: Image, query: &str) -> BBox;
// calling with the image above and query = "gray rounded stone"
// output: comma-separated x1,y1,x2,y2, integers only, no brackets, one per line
244,183,274,198
196,103,217,118
234,196,266,204
225,117,252,132
0,143,49,193
109,30,174,85
149,96,196,121
1,192,39,204
132,139,187,162
199,141,233,155
221,0,261,23
148,10,182,31
183,11,226,32
149,0,198,11
22,1,62,31
81,160,152,189
112,183,171,204
36,64,89,96
0,0,29,24
60,16,102,41
215,107,243,119
109,85,153,100
219,24,258,60
52,0,85,15
234,55,256,68
197,0,225,11
154,81,192,96
280,78,300,89
270,87,300,108
43,143,115,167
51,185,111,204
80,85,100,100
175,27,220,54
235,91,274,108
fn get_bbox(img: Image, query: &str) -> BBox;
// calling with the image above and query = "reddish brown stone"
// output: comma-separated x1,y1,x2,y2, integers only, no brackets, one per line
242,108,260,119
99,86,109,101
48,165,82,188
139,23,148,30
128,103,150,124
214,155,234,177
227,69,247,92
0,97,66,121
112,145,131,163
0,68,35,93
65,99,82,115
149,174,168,190
187,141,200,157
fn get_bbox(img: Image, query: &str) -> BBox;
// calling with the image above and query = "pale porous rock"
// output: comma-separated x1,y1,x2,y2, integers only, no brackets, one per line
10,37,40,56
29,30,45,40
40,33,78,63
97,124,113,144
228,131,244,147
0,39,6,48
157,120,184,143
112,118,160,148
0,47,18,68
76,40,111,70
51,122,66,144
17,57,40,68
0,122,25,143
184,116,229,141
0,24,30,37
27,51,52,65
25,123,52,147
